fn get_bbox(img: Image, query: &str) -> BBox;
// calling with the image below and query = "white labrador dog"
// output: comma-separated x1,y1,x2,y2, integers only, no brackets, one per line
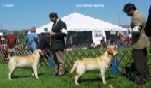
70,48,118,85
8,49,43,80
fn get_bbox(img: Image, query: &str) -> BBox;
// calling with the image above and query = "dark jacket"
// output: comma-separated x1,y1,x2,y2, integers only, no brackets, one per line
51,19,67,49
144,6,151,37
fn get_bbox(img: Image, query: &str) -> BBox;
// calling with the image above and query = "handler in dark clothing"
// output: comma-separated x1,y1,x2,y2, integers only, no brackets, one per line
49,12,67,76
144,6,151,37
144,6,151,53
123,3,150,85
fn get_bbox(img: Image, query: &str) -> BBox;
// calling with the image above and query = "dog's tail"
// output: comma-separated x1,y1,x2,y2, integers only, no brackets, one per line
69,61,79,74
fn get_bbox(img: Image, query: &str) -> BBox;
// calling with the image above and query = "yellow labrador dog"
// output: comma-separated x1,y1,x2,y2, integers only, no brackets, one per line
70,48,118,85
8,49,43,80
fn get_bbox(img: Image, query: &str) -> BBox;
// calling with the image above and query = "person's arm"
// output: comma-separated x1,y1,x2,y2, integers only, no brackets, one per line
144,6,151,37
26,35,29,43
34,34,39,44
55,22,67,38
131,20,144,34
6,36,9,45
131,12,146,34
133,31,150,49
15,35,17,45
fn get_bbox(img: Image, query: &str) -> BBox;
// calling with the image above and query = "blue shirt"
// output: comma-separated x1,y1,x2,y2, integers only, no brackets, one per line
26,33,38,51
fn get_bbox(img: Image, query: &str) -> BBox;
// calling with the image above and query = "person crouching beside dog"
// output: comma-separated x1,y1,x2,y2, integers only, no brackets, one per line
123,3,150,85
49,12,67,76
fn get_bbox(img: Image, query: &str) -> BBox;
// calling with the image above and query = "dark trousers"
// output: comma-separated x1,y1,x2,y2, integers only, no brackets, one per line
149,37,151,53
51,49,65,75
132,49,150,80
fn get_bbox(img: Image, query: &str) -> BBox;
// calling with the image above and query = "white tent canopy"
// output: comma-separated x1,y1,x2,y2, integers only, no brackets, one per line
36,12,127,34
0,32,3,36
36,23,53,34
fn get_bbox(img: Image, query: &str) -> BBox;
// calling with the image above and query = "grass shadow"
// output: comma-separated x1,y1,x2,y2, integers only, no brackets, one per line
12,72,46,79
79,76,115,83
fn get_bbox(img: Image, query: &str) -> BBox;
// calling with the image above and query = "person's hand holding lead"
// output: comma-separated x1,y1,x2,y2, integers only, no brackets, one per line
50,32,56,37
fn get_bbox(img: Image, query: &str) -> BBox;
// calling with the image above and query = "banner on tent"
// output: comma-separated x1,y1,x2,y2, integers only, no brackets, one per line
92,31,106,45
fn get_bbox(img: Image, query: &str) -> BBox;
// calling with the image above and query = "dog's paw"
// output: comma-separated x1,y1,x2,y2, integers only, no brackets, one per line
69,71,72,74
8,76,12,80
36,77,39,79
103,82,106,84
75,82,79,85
108,85,113,88
8,78,12,80
32,73,35,77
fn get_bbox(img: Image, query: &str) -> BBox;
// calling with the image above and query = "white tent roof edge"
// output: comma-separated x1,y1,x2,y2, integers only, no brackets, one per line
36,12,128,34
67,28,127,31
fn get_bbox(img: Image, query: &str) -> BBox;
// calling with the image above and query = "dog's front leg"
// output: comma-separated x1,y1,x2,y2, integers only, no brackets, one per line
32,69,35,77
75,74,80,85
8,65,16,80
8,73,12,80
75,69,85,85
33,66,39,79
100,70,106,84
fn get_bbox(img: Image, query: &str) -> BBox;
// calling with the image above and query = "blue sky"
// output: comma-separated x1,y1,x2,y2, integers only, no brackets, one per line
0,0,150,30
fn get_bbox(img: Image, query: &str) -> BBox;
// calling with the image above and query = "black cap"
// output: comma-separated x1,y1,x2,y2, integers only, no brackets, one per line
49,12,58,18
123,3,137,13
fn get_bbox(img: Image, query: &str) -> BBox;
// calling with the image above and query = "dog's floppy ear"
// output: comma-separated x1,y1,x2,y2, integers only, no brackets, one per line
33,51,39,55
37,49,44,55
33,49,44,55
33,49,40,54
107,48,113,55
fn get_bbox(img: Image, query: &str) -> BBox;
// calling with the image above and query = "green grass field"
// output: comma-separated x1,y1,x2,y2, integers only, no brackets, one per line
0,64,151,88
0,48,151,88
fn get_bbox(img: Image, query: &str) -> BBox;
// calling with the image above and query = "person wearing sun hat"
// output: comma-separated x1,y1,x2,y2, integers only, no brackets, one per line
26,26,38,53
